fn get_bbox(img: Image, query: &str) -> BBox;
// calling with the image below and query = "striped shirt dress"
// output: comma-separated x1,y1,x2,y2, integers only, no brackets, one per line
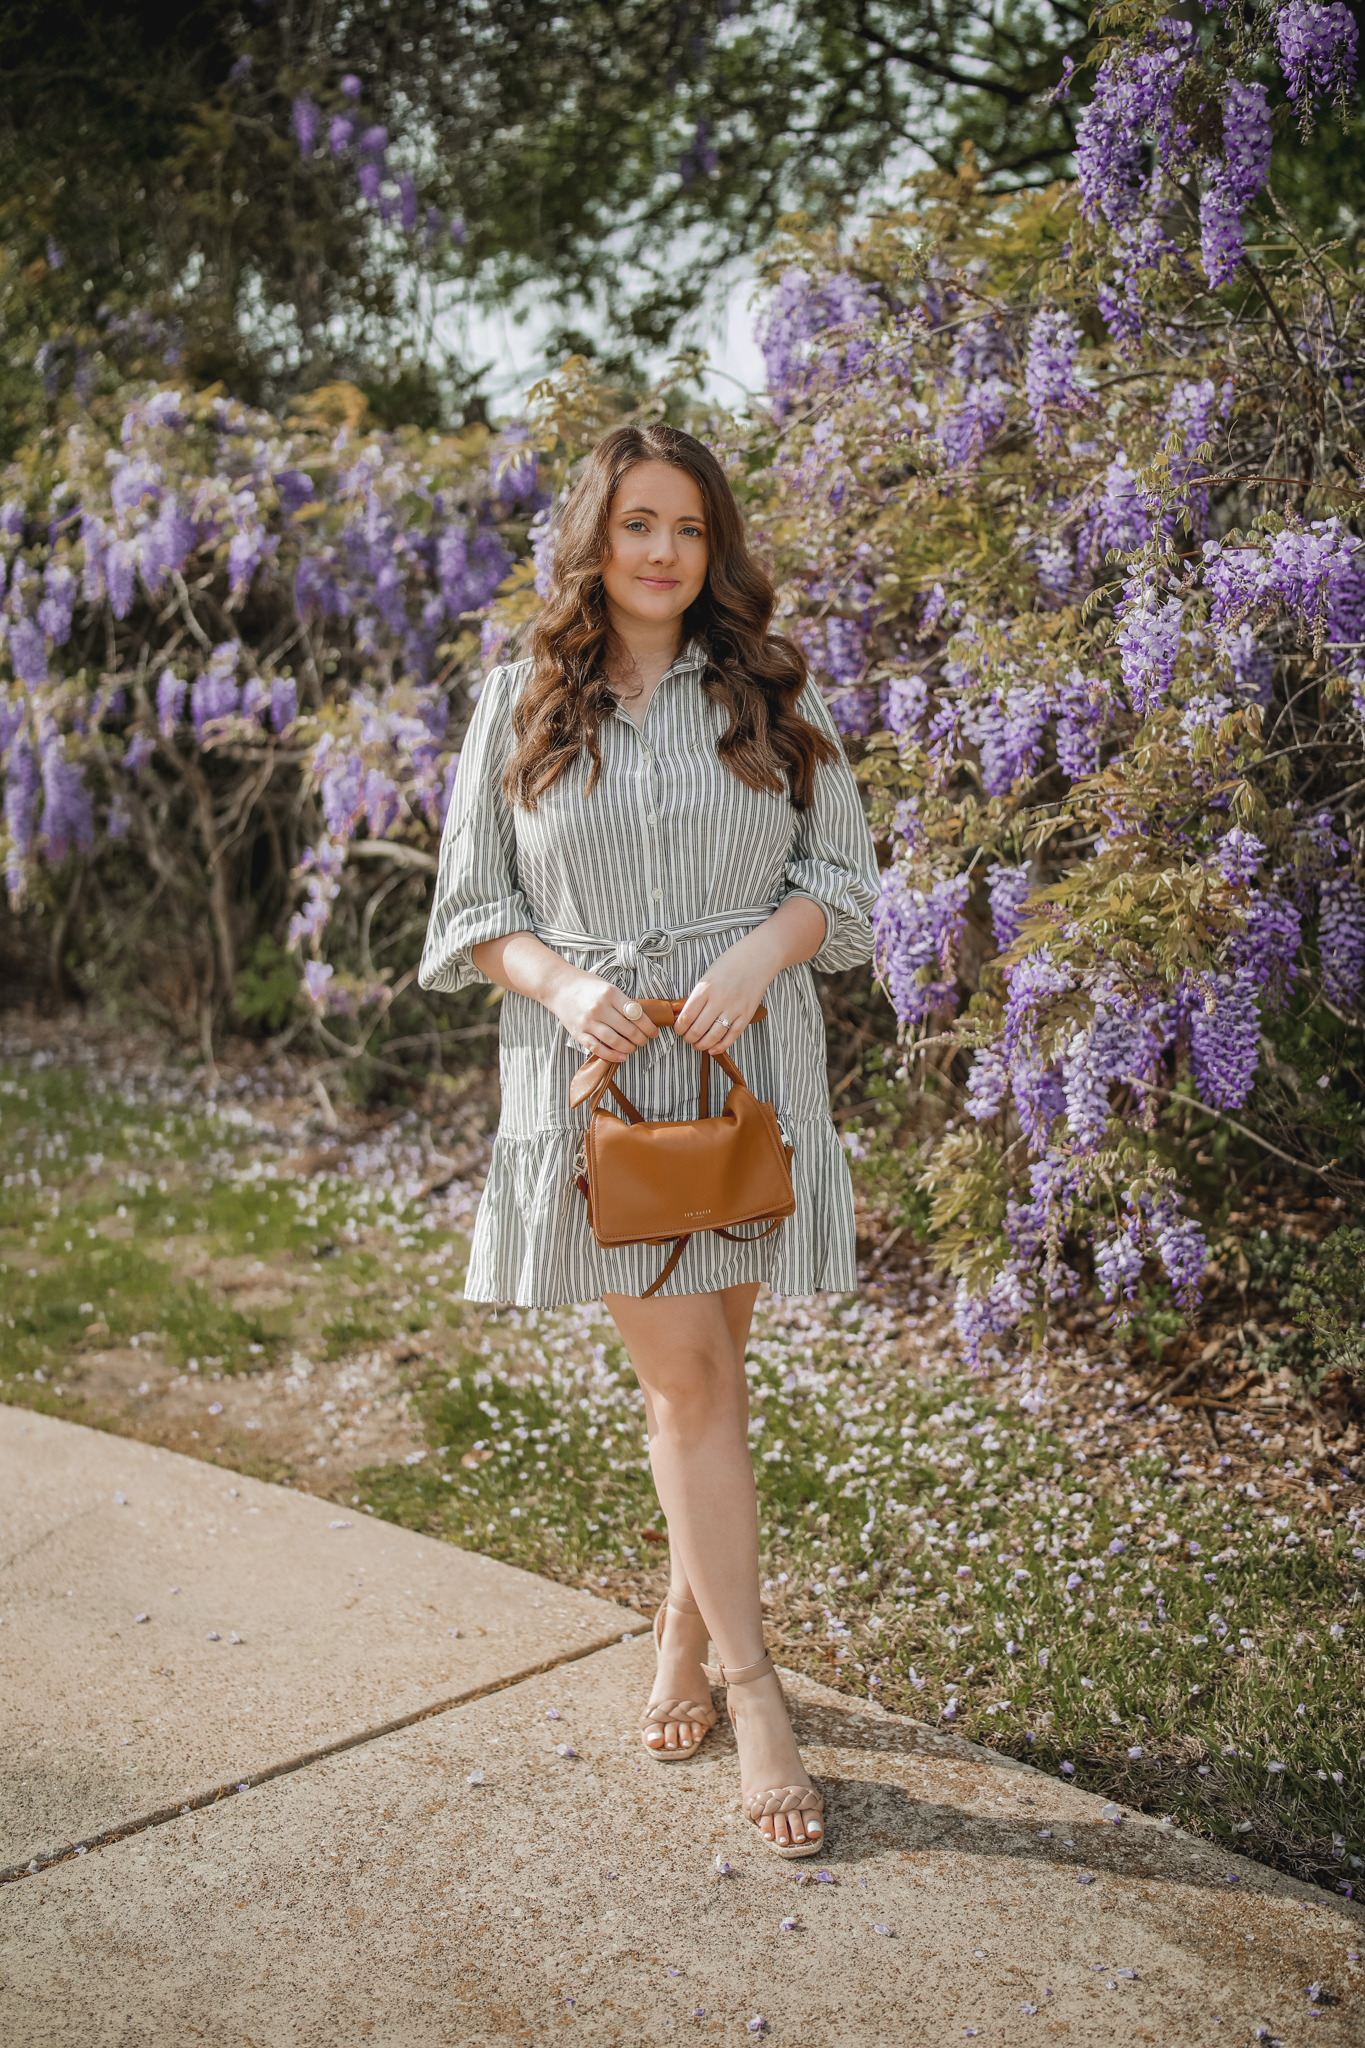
418,642,880,1304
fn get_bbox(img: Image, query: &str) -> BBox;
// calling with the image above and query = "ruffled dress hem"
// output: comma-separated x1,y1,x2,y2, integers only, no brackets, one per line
460,1117,857,1305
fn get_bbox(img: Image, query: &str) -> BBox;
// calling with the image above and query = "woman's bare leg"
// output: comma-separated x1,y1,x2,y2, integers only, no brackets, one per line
605,1282,820,1849
638,1280,759,1614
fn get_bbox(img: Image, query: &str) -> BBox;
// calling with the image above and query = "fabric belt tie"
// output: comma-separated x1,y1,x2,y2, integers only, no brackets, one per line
536,907,775,977
536,908,776,1063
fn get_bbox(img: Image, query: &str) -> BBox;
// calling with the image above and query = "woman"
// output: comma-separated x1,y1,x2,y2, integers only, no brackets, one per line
419,422,878,1856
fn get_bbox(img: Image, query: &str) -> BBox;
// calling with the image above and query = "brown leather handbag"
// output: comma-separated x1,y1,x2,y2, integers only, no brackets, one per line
568,999,795,1297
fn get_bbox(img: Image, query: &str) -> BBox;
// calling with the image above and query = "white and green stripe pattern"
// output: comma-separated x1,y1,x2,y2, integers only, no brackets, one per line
418,644,880,1304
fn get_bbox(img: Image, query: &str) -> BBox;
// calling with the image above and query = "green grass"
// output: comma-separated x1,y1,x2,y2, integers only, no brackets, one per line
0,1058,465,1397
353,1289,1365,1900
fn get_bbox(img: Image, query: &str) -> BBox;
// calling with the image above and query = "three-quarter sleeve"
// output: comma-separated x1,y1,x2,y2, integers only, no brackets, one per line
418,664,536,993
779,681,880,972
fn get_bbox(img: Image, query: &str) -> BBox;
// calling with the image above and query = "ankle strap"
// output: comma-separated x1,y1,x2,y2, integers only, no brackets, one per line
667,1595,703,1617
719,1650,773,1686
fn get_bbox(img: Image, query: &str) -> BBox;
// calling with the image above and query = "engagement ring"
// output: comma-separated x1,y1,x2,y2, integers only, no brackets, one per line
622,999,644,1021
718,1016,731,1030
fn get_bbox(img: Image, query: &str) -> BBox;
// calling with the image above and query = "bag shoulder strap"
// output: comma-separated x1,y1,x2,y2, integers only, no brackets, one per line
582,1039,750,1125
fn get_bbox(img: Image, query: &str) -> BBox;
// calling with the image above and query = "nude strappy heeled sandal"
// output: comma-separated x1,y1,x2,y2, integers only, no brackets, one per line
721,1649,827,1859
639,1596,719,1762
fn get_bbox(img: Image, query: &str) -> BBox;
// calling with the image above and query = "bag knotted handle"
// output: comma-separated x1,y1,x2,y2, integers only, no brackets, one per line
568,1001,766,1114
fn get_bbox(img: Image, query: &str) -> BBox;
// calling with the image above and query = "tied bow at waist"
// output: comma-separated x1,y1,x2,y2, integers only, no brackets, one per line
535,907,776,978
536,908,777,1066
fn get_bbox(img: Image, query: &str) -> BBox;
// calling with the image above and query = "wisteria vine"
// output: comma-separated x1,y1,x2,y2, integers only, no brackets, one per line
701,0,1364,1358
0,384,539,1015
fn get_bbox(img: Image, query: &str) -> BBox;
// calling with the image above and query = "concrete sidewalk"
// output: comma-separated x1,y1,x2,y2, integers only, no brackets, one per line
0,1404,637,1875
2,1409,1361,2046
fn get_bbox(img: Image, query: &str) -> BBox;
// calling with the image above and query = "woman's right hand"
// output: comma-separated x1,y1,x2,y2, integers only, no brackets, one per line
548,969,660,1063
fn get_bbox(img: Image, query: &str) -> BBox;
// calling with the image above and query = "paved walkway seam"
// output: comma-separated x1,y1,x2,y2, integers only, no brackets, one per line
0,1617,650,1887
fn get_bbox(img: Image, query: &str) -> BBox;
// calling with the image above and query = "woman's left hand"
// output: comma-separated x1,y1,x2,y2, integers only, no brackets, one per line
674,938,772,1054
676,899,828,1054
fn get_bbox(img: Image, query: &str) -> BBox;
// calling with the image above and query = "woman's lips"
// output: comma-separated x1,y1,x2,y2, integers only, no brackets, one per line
638,575,679,588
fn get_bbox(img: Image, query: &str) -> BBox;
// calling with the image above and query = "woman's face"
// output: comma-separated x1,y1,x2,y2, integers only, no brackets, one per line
600,460,709,634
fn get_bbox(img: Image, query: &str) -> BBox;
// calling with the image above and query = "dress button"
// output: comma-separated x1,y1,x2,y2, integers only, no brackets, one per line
652,889,663,901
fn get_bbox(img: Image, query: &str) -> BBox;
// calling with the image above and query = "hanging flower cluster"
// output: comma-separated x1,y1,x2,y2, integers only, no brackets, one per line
655,5,1364,1361
292,71,465,249
1075,0,1356,322
0,382,535,1009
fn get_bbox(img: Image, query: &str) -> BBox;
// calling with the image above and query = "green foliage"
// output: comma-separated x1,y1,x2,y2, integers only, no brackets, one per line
1288,1227,1365,1385
0,1,1092,433
0,1056,469,1396
1109,1284,1188,1363
235,936,302,1034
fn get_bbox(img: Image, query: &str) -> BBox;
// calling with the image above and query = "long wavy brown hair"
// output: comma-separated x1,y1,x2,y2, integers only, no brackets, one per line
502,422,837,810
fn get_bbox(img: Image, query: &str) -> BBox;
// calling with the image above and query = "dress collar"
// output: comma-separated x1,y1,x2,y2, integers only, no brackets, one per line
666,636,708,677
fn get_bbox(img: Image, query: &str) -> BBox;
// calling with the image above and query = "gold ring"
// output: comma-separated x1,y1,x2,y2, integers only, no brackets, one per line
622,999,644,1021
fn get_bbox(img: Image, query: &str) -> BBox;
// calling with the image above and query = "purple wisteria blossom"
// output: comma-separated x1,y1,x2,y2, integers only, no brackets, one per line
873,870,969,1025
966,1044,1010,1121
1189,968,1261,1109
1096,1225,1144,1302
1056,670,1111,779
292,98,320,156
1204,519,1364,637
527,505,552,598
303,959,335,1007
320,743,365,837
107,539,135,619
39,731,93,861
1223,623,1275,704
122,732,155,778
141,495,196,590
1117,577,1183,714
190,643,242,739
1003,949,1072,1061
491,424,537,502
1062,1008,1136,1148
1318,870,1365,1006
1101,455,1151,555
966,683,1048,795
757,269,881,415
884,671,927,738
1153,1200,1207,1302
987,863,1033,950
157,669,186,737
270,677,298,734
4,734,37,893
1015,1058,1068,1150
1277,1,1358,131
1097,217,1177,346
8,616,47,688
954,1265,1037,1361
1214,828,1264,886
1075,22,1197,228
289,837,345,950
1199,82,1272,287
941,378,1010,468
1232,890,1302,1001
1025,311,1085,438
37,562,76,645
